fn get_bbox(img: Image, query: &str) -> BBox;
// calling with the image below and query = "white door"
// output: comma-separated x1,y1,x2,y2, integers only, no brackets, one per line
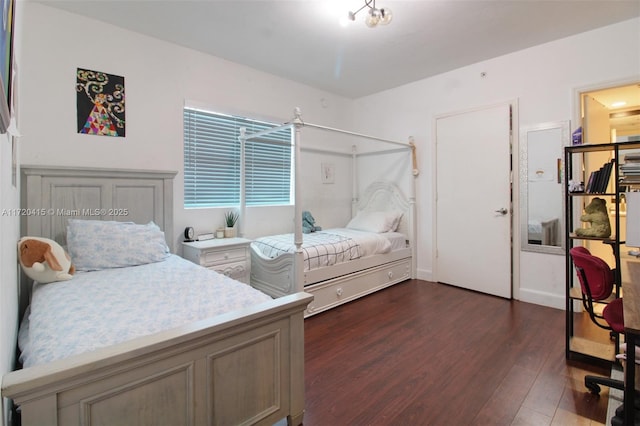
435,103,512,298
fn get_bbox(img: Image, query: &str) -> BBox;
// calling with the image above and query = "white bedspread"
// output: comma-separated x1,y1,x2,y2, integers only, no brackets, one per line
18,254,272,368
251,228,397,271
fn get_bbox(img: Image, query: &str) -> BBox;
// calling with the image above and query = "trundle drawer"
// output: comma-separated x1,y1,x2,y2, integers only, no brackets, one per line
305,258,411,316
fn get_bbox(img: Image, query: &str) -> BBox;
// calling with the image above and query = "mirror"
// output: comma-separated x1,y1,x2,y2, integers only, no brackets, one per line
520,121,569,254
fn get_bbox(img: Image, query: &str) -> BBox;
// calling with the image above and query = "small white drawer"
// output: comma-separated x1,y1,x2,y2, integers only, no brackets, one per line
182,238,252,285
202,247,247,267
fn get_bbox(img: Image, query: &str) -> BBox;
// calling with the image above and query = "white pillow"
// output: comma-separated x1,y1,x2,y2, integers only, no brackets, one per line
388,210,404,232
67,219,170,271
346,210,403,233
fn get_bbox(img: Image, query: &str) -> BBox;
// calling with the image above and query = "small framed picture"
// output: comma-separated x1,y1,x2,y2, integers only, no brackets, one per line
321,163,334,184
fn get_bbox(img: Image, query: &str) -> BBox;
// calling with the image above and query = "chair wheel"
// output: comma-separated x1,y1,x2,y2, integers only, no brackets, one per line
586,382,601,395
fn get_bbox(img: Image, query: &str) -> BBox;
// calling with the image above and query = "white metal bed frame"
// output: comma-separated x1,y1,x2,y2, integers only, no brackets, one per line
240,108,418,316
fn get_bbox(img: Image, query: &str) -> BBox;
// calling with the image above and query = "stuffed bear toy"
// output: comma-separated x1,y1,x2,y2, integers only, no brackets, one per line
302,211,322,234
18,237,75,283
575,197,611,238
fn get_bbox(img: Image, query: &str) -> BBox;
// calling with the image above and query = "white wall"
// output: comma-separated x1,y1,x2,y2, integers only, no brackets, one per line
351,18,640,308
17,3,357,247
4,11,640,422
0,0,21,423
0,131,19,426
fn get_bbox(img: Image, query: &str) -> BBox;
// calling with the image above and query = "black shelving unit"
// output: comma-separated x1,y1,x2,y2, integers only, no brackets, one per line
564,141,640,363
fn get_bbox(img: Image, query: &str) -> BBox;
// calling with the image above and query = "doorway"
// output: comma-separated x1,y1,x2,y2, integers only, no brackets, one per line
578,81,640,263
434,102,514,298
581,83,640,144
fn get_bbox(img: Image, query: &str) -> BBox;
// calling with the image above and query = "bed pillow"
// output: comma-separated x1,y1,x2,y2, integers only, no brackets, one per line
67,219,170,271
346,210,403,233
388,210,404,232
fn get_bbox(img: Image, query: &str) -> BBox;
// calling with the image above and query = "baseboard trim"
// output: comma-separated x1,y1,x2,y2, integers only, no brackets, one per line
518,288,565,310
415,276,565,310
416,268,432,282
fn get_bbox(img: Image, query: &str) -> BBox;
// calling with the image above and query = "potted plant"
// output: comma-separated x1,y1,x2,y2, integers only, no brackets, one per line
224,210,239,238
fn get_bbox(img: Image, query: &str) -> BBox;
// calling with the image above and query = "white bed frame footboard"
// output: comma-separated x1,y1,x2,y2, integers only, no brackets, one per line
2,292,313,426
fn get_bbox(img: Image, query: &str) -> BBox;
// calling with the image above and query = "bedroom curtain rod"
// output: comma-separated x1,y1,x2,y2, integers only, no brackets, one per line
241,141,406,158
239,122,295,141
299,121,410,148
240,116,408,149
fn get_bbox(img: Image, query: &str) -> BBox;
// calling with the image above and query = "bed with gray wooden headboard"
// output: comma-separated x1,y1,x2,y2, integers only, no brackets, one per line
2,165,312,426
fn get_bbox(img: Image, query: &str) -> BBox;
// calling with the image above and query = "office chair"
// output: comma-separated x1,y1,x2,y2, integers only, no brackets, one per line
569,246,625,395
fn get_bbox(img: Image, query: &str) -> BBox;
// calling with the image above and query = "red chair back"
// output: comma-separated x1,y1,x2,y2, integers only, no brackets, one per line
569,247,615,301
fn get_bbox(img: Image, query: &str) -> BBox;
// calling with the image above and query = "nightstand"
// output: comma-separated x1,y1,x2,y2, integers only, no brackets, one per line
182,237,251,284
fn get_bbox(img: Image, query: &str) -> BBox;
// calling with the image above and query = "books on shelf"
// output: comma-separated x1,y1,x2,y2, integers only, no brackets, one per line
623,153,640,163
619,153,640,184
586,159,615,194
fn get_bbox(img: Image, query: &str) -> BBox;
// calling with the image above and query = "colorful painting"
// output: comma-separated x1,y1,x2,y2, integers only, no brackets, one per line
76,68,125,137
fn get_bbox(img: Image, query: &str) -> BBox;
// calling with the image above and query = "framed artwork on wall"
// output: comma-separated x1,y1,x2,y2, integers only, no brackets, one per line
76,68,126,137
0,0,15,134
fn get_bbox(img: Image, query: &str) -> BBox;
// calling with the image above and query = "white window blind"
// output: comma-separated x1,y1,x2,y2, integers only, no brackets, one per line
184,108,292,208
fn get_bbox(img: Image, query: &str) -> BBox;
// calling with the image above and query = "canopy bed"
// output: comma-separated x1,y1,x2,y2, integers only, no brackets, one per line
241,108,418,316
2,166,312,426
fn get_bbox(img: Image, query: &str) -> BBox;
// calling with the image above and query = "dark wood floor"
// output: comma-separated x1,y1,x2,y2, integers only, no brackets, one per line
303,280,611,425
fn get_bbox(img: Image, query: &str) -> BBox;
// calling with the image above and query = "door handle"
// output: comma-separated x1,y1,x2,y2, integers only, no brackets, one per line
495,208,508,215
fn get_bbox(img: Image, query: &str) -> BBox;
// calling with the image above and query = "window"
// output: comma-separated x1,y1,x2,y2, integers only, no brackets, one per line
183,107,292,208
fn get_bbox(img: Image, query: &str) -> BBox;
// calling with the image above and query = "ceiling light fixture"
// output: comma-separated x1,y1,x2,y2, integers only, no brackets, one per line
347,0,393,28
